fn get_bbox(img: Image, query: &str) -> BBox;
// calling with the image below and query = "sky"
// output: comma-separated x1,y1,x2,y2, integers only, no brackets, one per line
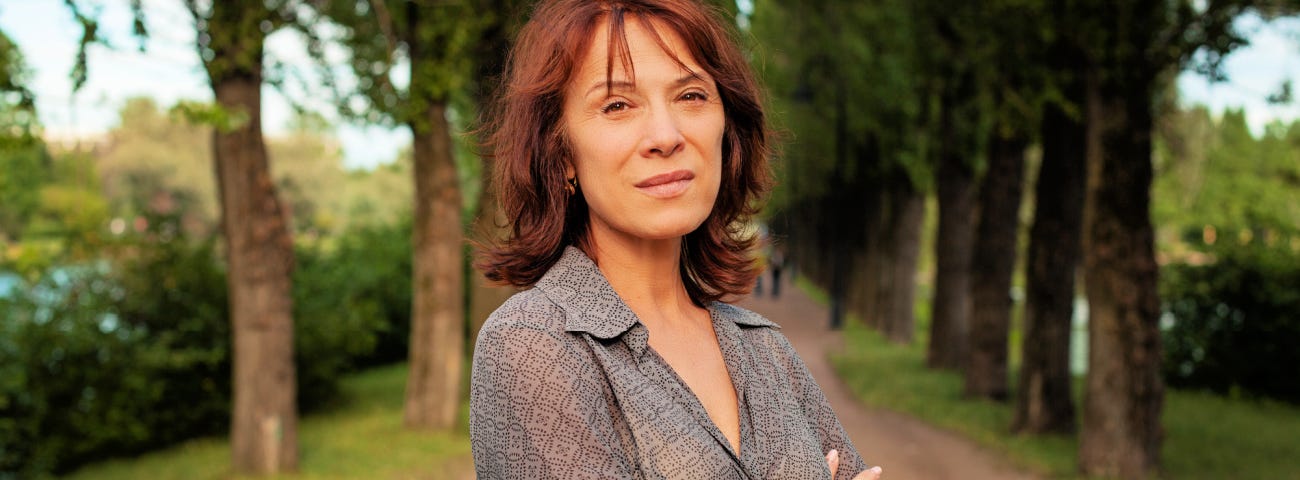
0,0,410,169
2,1,1298,169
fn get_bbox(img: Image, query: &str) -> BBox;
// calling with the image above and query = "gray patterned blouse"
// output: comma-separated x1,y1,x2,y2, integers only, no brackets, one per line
470,247,868,479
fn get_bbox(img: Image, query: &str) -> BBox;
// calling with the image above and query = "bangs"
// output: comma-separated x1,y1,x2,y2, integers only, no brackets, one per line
601,7,705,97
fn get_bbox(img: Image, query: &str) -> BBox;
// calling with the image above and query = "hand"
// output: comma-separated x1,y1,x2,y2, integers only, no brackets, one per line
826,449,883,480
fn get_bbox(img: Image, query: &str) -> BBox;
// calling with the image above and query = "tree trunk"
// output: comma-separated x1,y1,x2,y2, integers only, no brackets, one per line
1013,59,1085,434
404,101,465,431
205,7,299,472
1078,71,1163,479
885,183,924,343
928,148,975,370
855,184,885,330
965,133,1026,401
872,179,922,344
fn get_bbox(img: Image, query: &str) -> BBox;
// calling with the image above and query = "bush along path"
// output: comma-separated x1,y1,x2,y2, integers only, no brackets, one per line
738,279,1041,480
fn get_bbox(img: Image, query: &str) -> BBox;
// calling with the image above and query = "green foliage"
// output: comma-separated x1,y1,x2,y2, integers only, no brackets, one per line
26,185,110,255
0,137,50,241
0,29,37,119
754,0,927,202
0,213,416,476
833,311,1300,479
268,117,354,237
294,220,414,371
310,0,490,128
1162,390,1300,480
0,262,150,478
1161,240,1300,404
340,157,414,228
186,1,306,84
797,269,1300,478
1155,107,1300,241
169,99,248,133
10,151,112,262
98,98,216,233
61,365,473,480
106,98,388,238
0,218,230,477
830,315,1077,477
0,29,47,242
1155,107,1300,405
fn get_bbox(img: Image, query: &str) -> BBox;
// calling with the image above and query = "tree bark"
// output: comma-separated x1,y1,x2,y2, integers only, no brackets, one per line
203,4,299,472
854,184,885,330
403,100,465,431
885,183,924,344
928,148,975,370
1013,57,1085,434
965,133,1026,400
872,179,923,344
1078,71,1164,479
399,3,467,432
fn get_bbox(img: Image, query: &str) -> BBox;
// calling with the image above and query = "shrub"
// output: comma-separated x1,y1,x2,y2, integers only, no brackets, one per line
1161,240,1300,404
295,219,412,374
0,239,229,478
0,213,412,477
0,264,132,477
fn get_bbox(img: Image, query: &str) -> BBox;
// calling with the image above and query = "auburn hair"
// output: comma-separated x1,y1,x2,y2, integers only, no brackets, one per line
476,0,772,305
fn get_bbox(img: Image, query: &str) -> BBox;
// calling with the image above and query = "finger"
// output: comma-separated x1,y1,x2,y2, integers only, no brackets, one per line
826,449,839,478
852,465,883,480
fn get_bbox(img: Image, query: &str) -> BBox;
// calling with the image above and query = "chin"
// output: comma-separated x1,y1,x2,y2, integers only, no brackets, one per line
634,212,712,240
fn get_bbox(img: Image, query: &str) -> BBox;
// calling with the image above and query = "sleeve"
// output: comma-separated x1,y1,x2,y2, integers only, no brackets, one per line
469,310,636,479
772,332,870,480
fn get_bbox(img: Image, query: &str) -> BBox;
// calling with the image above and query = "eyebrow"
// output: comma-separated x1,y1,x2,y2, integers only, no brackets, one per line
584,72,709,98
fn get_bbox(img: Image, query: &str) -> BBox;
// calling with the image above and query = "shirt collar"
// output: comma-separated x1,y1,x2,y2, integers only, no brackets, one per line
711,301,781,329
535,246,780,340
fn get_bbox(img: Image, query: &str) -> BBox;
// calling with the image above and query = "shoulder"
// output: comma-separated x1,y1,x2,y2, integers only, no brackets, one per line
482,287,568,334
473,287,592,374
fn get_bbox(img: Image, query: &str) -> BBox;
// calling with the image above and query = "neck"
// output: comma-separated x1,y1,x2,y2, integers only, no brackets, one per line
585,223,701,328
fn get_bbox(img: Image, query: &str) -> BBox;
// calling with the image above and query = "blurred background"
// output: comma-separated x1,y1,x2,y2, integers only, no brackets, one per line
1,0,1297,479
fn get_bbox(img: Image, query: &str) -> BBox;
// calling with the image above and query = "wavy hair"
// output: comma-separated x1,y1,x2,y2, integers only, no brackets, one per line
476,0,772,305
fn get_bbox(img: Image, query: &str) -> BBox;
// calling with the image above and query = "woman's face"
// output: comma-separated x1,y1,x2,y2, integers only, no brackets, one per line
562,17,725,244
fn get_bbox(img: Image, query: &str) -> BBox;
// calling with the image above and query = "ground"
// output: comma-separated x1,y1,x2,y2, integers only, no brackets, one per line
738,282,1039,480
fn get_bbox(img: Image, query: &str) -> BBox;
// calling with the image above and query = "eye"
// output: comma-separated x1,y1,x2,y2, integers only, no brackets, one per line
681,91,709,102
601,101,630,114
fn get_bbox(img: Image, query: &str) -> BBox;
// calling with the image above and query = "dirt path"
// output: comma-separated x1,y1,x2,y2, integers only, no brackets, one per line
738,280,1041,480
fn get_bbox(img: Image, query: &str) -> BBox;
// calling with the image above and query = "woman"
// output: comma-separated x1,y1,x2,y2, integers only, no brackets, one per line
471,1,881,478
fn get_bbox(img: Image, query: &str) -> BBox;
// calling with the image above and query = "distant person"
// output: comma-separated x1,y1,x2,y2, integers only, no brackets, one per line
770,243,786,298
469,0,881,478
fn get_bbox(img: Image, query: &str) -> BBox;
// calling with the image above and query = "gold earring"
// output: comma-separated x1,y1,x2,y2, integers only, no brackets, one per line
565,177,578,195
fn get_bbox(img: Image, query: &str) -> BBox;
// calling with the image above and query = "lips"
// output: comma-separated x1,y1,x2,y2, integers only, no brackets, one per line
635,169,694,198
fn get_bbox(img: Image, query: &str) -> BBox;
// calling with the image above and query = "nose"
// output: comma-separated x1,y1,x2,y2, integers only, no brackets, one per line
640,103,685,158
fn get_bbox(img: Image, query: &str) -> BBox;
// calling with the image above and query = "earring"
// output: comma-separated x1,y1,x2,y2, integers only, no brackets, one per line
565,177,578,195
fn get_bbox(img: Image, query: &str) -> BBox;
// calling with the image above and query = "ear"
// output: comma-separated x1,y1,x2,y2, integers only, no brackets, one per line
564,163,576,179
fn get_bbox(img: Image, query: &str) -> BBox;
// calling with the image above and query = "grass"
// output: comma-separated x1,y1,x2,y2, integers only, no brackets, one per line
63,364,474,480
1162,390,1300,479
828,311,1300,479
831,319,1081,478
